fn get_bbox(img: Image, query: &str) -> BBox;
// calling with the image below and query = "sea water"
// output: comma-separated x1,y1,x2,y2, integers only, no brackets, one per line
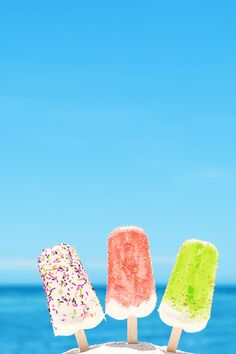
0,285,235,354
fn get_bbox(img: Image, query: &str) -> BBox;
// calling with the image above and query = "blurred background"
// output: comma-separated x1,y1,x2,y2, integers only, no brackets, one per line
0,1,235,353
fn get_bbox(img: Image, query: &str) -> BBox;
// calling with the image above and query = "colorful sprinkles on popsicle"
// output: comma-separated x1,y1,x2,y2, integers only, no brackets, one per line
38,243,104,335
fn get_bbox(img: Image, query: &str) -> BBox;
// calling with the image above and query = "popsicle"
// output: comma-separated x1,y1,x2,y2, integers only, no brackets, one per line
158,239,218,352
38,243,104,352
106,226,157,344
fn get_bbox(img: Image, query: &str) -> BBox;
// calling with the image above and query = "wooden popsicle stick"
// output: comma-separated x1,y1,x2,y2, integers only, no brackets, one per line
127,316,138,344
75,329,89,352
167,327,182,352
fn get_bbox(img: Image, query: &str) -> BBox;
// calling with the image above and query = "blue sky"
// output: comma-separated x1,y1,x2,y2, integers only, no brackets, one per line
0,1,235,284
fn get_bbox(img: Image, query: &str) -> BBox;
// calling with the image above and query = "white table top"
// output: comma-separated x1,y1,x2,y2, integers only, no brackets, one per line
63,342,192,354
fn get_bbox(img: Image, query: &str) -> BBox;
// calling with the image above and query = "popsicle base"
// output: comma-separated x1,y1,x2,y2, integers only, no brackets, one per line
63,342,192,354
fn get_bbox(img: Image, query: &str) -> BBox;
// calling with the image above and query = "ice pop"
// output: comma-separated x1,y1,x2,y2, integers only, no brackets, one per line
106,226,157,343
38,243,104,351
158,239,218,352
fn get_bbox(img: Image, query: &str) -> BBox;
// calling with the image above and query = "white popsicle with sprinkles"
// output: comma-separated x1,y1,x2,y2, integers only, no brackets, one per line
38,243,104,352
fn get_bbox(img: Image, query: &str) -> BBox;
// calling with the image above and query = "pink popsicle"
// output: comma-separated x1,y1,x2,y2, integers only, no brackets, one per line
106,226,157,320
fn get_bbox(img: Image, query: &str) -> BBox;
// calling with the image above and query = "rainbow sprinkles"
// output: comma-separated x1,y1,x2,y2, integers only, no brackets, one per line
38,243,104,336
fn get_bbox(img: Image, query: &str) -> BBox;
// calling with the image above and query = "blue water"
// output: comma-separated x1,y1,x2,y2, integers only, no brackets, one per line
0,285,235,354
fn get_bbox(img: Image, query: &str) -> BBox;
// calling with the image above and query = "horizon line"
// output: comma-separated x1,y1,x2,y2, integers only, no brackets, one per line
0,282,235,287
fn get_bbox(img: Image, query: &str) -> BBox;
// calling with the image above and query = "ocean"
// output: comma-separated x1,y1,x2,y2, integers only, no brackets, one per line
0,285,235,354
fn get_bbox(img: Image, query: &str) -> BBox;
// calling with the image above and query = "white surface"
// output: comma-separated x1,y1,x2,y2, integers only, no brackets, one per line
106,293,157,320
158,301,208,333
63,342,192,354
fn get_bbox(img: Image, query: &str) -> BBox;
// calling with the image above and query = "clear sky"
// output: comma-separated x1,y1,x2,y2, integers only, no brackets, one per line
0,1,235,285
